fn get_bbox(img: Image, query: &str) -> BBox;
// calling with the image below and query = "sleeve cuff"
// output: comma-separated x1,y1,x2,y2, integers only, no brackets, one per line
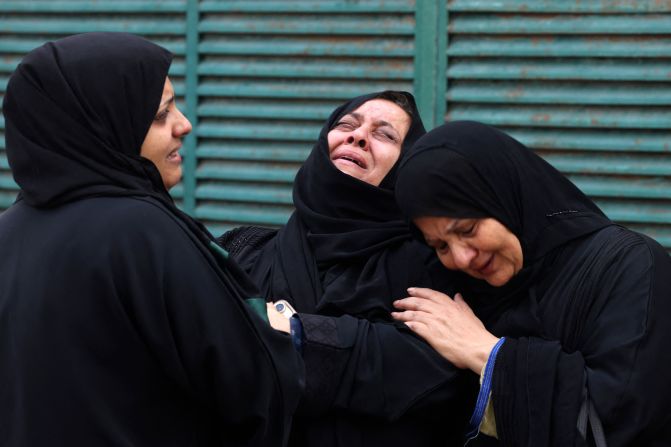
465,337,506,441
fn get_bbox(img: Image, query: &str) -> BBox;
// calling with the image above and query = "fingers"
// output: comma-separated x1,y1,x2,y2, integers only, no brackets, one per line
407,287,451,302
402,320,430,339
391,309,433,325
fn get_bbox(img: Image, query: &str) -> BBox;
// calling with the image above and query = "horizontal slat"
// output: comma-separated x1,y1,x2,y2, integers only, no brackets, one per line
0,38,186,55
0,155,8,169
198,122,321,141
448,82,671,105
0,19,186,35
197,184,292,204
197,143,311,162
197,80,412,99
448,37,671,58
448,106,671,129
504,129,671,153
451,15,671,35
199,38,412,57
0,57,22,74
570,176,671,200
200,0,413,13
598,201,671,224
199,60,412,79
197,162,298,183
543,154,671,176
447,60,671,81
199,16,414,35
449,0,671,14
0,192,17,209
0,174,17,190
195,203,292,226
199,100,338,120
0,1,185,12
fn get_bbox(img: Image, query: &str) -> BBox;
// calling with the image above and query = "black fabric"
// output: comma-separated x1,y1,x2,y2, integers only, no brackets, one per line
221,93,474,446
395,120,612,324
395,121,671,446
0,33,302,446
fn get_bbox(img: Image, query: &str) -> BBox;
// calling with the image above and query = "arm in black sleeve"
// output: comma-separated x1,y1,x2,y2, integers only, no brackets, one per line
490,233,671,447
111,200,303,446
295,312,474,422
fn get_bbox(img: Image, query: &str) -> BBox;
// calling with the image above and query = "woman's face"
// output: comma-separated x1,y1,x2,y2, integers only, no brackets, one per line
327,99,411,186
414,216,523,287
140,77,192,190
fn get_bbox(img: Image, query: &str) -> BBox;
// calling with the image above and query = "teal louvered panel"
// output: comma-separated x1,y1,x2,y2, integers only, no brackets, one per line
446,1,671,249
0,0,188,212
195,0,416,234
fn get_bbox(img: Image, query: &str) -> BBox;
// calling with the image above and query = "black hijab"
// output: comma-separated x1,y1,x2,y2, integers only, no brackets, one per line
395,121,612,323
3,32,258,297
250,91,431,317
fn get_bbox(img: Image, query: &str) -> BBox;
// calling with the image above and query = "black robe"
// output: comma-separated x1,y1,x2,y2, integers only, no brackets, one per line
0,33,302,446
221,93,474,447
395,120,671,446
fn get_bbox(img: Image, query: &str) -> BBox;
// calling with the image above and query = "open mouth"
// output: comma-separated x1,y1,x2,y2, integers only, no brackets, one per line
339,156,364,168
167,149,181,163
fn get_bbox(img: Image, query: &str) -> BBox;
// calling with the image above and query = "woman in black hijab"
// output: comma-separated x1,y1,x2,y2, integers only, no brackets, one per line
0,33,302,446
393,121,671,446
219,93,473,446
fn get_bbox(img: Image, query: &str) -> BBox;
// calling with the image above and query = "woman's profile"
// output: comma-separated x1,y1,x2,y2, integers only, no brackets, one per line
0,32,302,446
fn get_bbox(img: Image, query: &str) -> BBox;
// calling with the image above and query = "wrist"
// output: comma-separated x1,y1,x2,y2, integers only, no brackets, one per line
469,335,501,374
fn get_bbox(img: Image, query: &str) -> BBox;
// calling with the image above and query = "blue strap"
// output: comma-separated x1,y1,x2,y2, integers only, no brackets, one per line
465,337,506,442
289,315,304,354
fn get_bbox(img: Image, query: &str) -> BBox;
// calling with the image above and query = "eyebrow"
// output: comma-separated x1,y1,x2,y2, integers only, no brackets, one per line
159,95,175,109
347,112,400,134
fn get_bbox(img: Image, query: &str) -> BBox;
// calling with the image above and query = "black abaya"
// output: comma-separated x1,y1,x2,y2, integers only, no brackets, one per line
0,33,302,446
395,121,671,446
220,93,473,446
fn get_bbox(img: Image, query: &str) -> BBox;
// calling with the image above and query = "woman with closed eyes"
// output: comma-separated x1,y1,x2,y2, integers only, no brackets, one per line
393,121,671,446
219,93,473,447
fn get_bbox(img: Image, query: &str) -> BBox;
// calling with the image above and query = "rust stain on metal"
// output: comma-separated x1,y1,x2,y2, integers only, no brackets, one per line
505,87,525,100
532,113,551,123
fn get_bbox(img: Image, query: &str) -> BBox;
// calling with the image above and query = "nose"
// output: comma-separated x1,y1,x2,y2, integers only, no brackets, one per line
451,242,477,270
174,109,192,137
345,129,369,151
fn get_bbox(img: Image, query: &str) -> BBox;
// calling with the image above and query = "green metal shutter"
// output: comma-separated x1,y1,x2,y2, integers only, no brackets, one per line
0,0,189,208
193,0,416,235
446,0,671,248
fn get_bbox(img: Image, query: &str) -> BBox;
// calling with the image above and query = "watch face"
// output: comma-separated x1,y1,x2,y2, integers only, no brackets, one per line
274,300,296,317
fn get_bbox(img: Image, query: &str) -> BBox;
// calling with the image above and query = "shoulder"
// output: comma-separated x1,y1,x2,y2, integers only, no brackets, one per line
217,225,278,258
71,196,201,254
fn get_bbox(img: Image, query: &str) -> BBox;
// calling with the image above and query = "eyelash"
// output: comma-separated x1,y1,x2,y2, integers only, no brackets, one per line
154,109,169,122
335,122,397,142
460,224,476,237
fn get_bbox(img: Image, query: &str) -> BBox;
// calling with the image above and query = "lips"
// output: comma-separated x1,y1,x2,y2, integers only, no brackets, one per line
166,148,182,163
473,254,495,276
331,149,367,169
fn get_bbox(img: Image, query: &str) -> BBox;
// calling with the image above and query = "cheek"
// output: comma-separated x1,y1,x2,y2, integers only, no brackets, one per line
375,143,401,169
326,131,340,153
437,251,456,270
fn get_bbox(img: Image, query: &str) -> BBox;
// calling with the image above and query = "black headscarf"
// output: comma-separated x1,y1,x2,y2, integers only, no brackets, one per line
3,32,258,296
395,121,613,323
250,91,430,317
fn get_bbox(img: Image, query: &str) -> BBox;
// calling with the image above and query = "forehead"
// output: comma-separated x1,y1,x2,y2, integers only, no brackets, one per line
414,216,455,232
349,99,410,128
160,77,173,96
